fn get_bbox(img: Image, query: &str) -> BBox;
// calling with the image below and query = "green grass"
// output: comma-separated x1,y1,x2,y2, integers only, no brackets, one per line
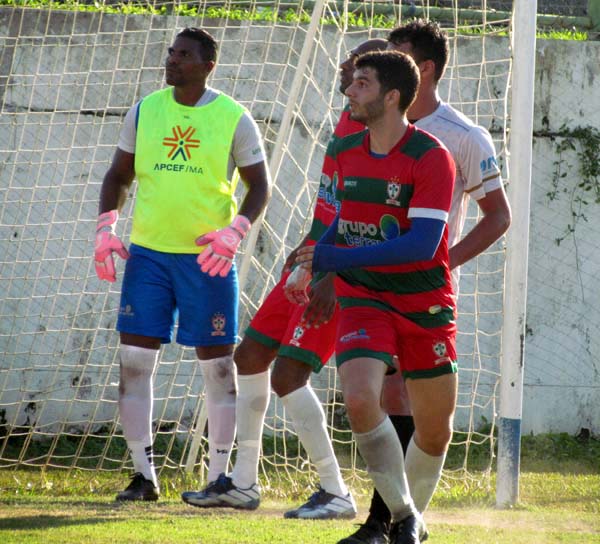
0,471,598,543
0,0,591,38
0,433,599,543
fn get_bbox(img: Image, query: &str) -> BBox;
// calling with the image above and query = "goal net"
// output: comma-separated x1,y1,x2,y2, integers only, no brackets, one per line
0,0,513,493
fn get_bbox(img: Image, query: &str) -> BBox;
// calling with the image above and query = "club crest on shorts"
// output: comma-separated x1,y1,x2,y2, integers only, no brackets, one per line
290,325,305,347
211,312,226,336
385,178,402,206
433,341,451,365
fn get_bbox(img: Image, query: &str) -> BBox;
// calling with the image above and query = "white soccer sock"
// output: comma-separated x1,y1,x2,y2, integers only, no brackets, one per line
230,370,270,489
128,441,158,489
281,385,348,497
199,356,237,483
118,344,159,487
354,416,415,521
405,436,446,513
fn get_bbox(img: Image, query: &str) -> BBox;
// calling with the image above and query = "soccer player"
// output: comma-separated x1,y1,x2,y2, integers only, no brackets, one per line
180,38,387,519
339,21,511,543
288,49,456,544
94,27,271,501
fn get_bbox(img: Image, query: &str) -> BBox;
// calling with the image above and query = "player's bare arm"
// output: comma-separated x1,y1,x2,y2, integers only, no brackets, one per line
95,149,136,282
236,160,272,222
295,244,315,268
282,233,311,275
98,148,136,213
449,186,511,269
302,272,336,327
195,160,271,278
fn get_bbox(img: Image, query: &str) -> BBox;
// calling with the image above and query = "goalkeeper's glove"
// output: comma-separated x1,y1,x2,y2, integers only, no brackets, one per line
283,265,312,305
195,215,251,277
94,210,129,282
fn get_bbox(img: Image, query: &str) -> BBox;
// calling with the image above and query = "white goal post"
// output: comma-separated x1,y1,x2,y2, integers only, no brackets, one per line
0,1,536,504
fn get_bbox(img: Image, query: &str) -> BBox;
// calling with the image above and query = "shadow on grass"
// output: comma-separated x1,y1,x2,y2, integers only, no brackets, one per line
0,514,115,531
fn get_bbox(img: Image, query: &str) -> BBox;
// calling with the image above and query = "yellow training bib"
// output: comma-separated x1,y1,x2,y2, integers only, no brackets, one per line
131,88,246,253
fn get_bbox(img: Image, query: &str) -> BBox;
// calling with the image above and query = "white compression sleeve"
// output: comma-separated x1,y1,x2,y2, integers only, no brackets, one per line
354,416,415,521
118,344,159,485
281,385,348,497
199,356,237,483
230,370,270,489
405,436,446,513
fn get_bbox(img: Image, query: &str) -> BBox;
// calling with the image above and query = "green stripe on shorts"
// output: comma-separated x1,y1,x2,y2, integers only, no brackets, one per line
402,361,458,380
278,345,326,374
244,326,280,349
335,348,394,368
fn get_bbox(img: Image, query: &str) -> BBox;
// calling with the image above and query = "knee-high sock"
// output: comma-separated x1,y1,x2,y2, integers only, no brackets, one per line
281,385,348,497
368,415,415,524
354,416,415,521
199,356,237,483
405,436,446,513
230,370,270,489
118,344,159,487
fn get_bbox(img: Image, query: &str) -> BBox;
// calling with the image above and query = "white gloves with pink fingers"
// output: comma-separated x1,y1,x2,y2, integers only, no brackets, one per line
94,210,129,282
195,215,251,277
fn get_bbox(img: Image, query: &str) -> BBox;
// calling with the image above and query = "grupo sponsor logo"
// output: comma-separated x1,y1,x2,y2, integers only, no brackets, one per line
337,214,400,247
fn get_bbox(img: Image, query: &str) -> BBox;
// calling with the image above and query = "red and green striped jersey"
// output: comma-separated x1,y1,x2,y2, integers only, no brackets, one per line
306,105,366,245
332,125,456,323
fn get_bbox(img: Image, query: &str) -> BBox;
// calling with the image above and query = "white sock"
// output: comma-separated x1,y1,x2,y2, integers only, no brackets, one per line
354,416,415,521
199,356,237,483
405,436,446,513
118,344,159,487
230,370,270,489
281,385,348,497
128,441,158,489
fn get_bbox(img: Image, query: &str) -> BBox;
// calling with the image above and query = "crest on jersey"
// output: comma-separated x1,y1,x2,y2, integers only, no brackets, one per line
210,312,226,336
290,325,305,347
385,178,402,206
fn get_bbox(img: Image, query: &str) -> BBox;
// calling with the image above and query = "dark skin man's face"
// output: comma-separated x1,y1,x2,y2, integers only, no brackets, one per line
165,36,212,88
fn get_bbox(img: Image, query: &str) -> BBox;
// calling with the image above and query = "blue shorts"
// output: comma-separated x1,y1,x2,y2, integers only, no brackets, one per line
116,244,238,346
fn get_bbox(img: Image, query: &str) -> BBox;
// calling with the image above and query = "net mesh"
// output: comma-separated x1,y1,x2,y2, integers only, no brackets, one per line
0,0,514,491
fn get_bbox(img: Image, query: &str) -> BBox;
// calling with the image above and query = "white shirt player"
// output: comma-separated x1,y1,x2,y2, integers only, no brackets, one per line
415,101,503,291
117,87,266,180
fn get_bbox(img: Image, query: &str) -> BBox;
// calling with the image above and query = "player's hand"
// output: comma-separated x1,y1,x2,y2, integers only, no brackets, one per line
284,265,312,305
294,245,315,268
195,215,251,277
94,210,129,283
303,273,336,327
282,245,303,277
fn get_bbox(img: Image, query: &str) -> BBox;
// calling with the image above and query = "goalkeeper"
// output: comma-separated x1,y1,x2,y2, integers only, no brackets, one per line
180,38,387,520
94,27,270,501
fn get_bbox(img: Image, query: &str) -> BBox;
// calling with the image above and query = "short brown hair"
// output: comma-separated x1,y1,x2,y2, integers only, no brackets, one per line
355,50,420,113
